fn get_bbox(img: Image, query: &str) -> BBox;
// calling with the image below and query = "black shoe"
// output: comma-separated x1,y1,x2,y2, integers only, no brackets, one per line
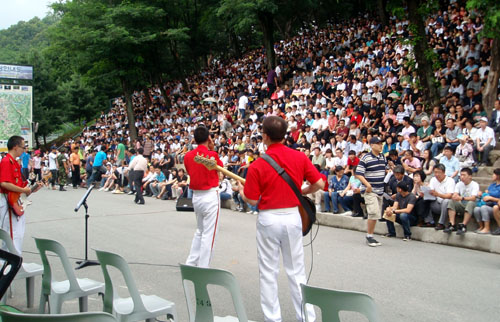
366,236,381,247
435,223,445,230
137,201,145,205
443,223,457,233
456,223,467,235
59,186,67,191
383,233,396,238
378,218,387,222
491,228,500,236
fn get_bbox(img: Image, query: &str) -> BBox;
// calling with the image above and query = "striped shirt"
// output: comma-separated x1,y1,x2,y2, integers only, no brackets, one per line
355,152,386,195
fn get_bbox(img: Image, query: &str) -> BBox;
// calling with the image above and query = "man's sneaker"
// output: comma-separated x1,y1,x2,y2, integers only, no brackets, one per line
246,210,253,214
252,211,259,215
435,223,445,230
366,236,381,247
127,191,134,195
98,187,105,191
443,223,457,234
456,223,467,235
403,236,411,241
491,228,500,236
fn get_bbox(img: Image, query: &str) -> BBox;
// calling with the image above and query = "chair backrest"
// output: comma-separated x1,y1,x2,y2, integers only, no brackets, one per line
0,310,117,321
34,238,80,296
301,284,382,322
94,249,147,314
179,264,249,322
0,229,20,256
0,249,22,299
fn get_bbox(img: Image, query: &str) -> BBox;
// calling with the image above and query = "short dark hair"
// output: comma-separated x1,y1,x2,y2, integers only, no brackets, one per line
460,167,472,176
434,163,446,172
194,126,210,144
263,116,287,142
443,146,453,152
397,181,409,192
138,147,144,154
7,136,24,150
415,170,426,182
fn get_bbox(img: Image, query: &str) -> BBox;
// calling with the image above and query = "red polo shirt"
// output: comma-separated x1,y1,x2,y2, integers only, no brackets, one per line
0,153,26,194
184,144,223,190
244,143,322,210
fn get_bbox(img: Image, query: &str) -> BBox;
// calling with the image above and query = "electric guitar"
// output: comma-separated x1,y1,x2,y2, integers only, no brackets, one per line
194,154,315,236
7,182,43,216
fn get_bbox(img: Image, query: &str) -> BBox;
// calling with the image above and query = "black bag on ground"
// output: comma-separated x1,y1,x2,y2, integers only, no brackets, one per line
176,187,194,212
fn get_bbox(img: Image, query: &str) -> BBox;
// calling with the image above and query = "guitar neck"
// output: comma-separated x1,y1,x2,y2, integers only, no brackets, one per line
216,165,246,184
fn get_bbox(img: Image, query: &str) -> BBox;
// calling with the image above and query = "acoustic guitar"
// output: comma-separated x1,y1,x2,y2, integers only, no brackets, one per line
194,154,315,236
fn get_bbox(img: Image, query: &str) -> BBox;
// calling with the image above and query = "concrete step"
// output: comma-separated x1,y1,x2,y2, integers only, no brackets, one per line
475,166,496,177
316,212,500,254
488,150,500,164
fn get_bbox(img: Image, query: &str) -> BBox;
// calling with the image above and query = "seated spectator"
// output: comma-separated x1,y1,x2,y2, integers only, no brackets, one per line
429,118,446,156
324,166,351,213
219,173,233,201
429,164,456,230
444,118,460,151
474,168,500,234
412,170,432,226
421,149,437,179
402,150,422,174
344,166,364,218
172,168,188,199
157,168,178,200
345,150,359,176
455,134,474,168
488,100,500,134
332,148,347,168
440,146,460,181
384,181,417,240
445,168,479,234
474,117,496,166
149,167,166,197
383,165,414,216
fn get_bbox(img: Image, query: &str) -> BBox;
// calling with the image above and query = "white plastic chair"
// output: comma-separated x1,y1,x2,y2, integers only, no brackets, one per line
34,237,105,314
0,310,117,321
0,229,43,308
179,264,256,322
95,249,176,322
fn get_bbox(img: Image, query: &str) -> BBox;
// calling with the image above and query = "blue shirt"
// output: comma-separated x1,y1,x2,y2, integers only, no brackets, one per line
21,152,30,169
487,183,500,198
93,151,107,167
440,156,460,178
329,175,349,192
157,172,166,183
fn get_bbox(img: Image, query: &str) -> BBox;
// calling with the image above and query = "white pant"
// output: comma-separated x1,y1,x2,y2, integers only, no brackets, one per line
186,189,220,268
256,208,315,322
0,194,25,254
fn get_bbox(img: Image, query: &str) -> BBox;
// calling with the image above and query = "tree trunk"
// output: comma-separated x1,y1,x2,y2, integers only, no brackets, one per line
407,0,440,108
483,38,500,114
376,0,388,26
122,79,138,142
258,11,276,71
43,134,47,146
142,86,152,108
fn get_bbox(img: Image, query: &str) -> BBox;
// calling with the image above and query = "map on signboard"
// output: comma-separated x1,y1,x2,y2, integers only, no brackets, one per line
0,85,33,150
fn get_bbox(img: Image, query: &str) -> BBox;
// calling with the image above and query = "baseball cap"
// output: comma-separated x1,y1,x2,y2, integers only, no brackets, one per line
369,137,382,144
480,117,488,122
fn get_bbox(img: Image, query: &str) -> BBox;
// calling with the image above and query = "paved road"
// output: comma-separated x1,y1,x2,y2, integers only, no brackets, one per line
5,187,500,321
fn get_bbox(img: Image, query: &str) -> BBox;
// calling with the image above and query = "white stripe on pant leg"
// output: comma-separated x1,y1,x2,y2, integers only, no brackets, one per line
257,222,282,322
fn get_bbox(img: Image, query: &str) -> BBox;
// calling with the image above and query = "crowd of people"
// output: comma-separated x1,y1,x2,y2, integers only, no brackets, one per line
3,1,500,240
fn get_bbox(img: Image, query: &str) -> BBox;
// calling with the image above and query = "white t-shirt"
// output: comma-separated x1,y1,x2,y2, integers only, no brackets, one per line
48,152,58,170
429,176,456,202
476,126,496,146
454,180,479,198
238,95,248,110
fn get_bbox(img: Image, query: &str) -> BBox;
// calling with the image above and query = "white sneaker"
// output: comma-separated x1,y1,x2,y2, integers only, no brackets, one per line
98,187,105,191
112,189,119,194
252,211,259,215
104,188,109,192
246,210,253,214
315,204,321,211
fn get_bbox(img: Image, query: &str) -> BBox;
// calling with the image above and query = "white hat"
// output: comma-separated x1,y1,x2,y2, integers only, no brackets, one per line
480,117,488,122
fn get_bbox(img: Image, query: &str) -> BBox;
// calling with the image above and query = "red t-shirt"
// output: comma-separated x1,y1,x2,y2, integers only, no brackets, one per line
0,154,26,194
347,156,360,167
321,173,328,192
184,144,223,190
244,143,322,210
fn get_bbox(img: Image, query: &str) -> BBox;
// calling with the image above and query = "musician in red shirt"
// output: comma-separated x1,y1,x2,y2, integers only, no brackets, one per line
183,126,223,267
239,116,324,322
0,136,31,253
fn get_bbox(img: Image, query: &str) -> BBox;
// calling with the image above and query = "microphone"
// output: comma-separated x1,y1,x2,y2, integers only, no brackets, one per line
75,185,94,212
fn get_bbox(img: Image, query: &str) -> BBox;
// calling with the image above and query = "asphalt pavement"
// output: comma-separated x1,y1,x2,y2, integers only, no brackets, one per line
5,187,500,321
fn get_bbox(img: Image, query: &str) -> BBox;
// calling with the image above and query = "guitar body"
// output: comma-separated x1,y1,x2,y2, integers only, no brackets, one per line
298,196,316,236
7,192,25,216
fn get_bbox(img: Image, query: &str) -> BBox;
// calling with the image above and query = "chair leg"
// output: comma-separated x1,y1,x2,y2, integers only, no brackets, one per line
39,293,48,313
49,295,63,314
26,276,35,308
79,296,88,312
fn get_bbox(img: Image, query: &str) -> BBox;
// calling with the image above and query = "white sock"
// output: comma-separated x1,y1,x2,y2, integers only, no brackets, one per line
366,234,373,238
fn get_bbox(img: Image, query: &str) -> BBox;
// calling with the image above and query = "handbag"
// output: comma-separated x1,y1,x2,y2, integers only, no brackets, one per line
261,154,316,236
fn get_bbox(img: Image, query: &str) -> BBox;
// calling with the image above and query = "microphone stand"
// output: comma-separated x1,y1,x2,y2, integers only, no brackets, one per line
75,200,99,269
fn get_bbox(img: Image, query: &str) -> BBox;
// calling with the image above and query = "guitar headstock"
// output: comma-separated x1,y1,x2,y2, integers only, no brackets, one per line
194,154,218,170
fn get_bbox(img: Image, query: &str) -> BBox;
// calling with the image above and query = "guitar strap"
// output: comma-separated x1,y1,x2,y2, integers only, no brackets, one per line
260,154,315,219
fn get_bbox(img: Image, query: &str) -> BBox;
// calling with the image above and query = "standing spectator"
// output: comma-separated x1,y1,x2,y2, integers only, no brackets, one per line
128,148,147,205
70,147,81,189
20,147,30,181
56,147,69,192
48,146,58,190
355,137,386,247
444,168,479,235
33,150,42,182
474,117,495,166
115,139,126,166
